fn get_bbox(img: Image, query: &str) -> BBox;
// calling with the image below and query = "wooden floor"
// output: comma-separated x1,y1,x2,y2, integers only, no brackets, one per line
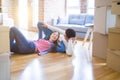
11,52,120,80
11,53,73,80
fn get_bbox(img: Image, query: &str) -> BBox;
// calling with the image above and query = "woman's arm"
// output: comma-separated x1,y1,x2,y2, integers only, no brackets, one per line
43,22,65,35
41,22,67,49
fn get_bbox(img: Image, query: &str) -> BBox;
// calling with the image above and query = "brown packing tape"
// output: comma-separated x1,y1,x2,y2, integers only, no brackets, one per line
108,49,120,56
109,27,120,33
95,0,112,7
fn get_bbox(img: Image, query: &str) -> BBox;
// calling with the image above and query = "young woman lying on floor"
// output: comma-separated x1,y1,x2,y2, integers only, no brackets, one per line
10,26,60,56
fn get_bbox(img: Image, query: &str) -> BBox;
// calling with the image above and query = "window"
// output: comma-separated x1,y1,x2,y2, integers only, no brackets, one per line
18,0,28,29
66,0,80,15
32,0,39,27
66,0,95,15
18,0,39,29
87,0,94,15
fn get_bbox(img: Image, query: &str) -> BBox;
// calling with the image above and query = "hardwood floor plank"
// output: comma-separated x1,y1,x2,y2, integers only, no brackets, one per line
93,57,120,80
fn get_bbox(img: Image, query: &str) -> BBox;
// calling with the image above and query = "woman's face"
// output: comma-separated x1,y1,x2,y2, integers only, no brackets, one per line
49,32,59,42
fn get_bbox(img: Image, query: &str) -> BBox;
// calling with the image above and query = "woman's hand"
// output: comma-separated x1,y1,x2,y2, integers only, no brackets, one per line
39,21,48,28
42,22,48,28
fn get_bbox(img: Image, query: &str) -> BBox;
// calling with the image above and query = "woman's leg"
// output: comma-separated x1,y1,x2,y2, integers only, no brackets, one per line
10,27,35,53
37,22,53,40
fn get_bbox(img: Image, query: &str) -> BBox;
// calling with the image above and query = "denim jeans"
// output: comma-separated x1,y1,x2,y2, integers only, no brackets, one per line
10,27,36,53
37,22,53,40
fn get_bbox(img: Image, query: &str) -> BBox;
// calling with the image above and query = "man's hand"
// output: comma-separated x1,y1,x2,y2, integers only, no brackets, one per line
70,37,77,43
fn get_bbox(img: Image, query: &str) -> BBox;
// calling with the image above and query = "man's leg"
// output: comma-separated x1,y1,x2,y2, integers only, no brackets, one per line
37,22,53,40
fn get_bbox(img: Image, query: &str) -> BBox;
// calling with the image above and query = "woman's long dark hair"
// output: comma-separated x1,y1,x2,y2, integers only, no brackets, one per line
47,31,60,52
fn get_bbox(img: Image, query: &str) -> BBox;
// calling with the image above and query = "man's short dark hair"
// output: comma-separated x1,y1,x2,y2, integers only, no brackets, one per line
65,29,76,39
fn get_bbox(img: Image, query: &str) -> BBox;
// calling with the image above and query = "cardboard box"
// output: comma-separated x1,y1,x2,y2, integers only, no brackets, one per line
111,1,120,15
95,0,112,7
94,7,116,34
0,54,10,80
92,32,108,59
115,15,120,28
108,27,120,49
112,0,120,2
0,26,10,53
107,49,120,72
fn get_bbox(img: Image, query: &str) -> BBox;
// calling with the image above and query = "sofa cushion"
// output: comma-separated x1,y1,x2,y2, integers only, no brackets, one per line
85,15,94,24
55,24,88,33
68,14,86,25
85,23,94,28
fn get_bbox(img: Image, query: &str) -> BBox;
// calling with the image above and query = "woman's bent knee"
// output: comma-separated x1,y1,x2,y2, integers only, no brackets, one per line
10,26,17,31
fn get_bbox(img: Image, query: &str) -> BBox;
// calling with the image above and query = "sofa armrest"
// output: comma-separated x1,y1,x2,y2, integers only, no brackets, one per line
51,17,59,26
85,23,94,28
85,15,94,25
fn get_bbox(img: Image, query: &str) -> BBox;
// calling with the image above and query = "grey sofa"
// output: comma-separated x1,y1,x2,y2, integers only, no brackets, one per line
52,14,94,38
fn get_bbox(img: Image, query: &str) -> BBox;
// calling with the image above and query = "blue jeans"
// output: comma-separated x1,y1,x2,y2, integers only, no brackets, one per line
37,22,66,52
10,27,36,53
37,22,53,40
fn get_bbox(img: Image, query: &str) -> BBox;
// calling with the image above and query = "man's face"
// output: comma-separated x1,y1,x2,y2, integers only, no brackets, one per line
64,34,68,41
